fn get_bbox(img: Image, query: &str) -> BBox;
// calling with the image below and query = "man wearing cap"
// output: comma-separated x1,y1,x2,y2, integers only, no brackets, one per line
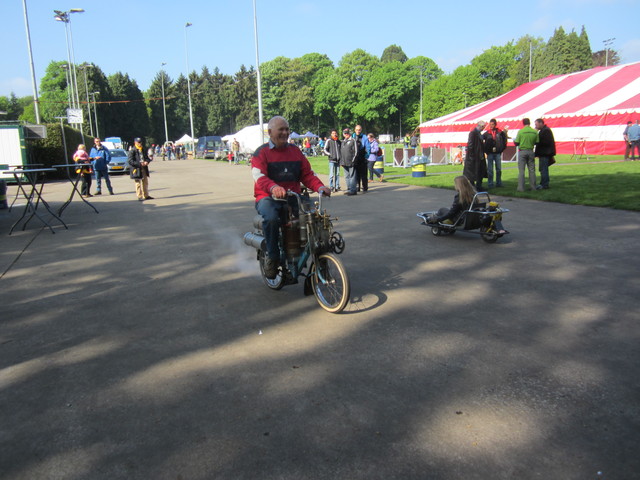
89,138,113,195
339,128,358,195
252,116,330,279
127,137,154,201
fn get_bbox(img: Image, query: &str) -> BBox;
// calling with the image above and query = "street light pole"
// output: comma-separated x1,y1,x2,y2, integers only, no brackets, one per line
252,0,265,144
91,91,99,138
79,64,94,137
603,37,615,67
54,8,84,134
184,23,195,155
22,0,41,123
160,63,169,145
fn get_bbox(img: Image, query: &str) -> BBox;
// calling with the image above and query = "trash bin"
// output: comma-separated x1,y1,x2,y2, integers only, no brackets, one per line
410,155,430,177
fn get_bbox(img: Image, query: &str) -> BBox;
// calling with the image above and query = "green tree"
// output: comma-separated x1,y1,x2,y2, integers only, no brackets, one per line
470,43,518,93
504,35,545,89
76,63,111,138
0,93,22,120
381,45,408,64
229,65,257,131
38,61,69,123
577,26,594,71
146,70,175,145
260,56,291,119
592,49,620,67
106,72,148,140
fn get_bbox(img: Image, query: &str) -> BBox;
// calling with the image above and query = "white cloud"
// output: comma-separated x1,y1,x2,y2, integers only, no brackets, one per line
0,77,32,98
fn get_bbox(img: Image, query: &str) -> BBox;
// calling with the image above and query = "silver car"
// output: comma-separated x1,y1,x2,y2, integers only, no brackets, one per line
107,148,129,174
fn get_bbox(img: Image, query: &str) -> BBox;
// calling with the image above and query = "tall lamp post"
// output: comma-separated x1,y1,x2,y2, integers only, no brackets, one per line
54,8,84,133
91,91,99,138
603,38,616,67
184,22,195,155
22,0,41,123
252,0,265,144
79,64,94,137
160,63,169,146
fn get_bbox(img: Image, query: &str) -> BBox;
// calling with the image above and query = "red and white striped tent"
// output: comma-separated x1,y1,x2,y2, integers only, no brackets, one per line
419,62,640,155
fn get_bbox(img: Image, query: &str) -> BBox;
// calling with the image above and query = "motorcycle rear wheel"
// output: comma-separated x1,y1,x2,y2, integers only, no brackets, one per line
259,252,285,290
310,253,350,313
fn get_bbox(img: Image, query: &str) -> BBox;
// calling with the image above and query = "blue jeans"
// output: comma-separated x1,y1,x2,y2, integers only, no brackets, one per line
329,162,340,189
538,156,550,188
486,152,502,187
95,169,112,193
342,165,357,193
255,197,298,260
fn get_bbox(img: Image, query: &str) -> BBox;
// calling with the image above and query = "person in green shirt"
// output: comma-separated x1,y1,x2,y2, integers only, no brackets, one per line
514,118,539,191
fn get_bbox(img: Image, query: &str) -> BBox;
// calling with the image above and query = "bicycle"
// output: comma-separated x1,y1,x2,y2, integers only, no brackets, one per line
244,189,350,313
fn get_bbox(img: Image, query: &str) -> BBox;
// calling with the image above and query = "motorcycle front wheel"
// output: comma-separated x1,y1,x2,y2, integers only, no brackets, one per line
310,253,350,313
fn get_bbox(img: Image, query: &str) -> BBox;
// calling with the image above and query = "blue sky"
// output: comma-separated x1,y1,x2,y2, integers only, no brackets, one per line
2,0,639,98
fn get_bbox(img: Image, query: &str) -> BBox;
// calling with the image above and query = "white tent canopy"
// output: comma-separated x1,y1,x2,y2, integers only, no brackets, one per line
222,124,268,154
174,134,193,145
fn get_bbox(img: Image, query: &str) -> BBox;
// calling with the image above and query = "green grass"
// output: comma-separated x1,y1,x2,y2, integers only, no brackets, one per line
308,154,640,211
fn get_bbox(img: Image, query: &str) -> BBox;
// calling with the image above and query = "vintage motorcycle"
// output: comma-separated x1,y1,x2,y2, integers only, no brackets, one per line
243,189,350,313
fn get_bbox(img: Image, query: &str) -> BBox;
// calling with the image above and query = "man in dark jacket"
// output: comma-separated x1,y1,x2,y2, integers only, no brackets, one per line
127,137,154,201
339,128,358,196
482,119,508,188
463,120,487,190
89,138,113,195
323,130,341,192
534,118,556,189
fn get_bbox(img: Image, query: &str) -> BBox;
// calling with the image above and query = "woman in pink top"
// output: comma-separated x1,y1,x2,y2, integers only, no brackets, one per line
73,144,93,197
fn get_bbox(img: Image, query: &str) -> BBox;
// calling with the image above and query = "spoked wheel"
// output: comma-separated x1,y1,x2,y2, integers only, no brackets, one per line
480,226,499,243
310,253,350,313
259,252,285,290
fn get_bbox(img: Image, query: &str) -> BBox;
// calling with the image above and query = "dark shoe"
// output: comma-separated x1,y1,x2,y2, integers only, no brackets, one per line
144,196,154,200
109,190,114,195
85,194,93,198
94,191,102,195
344,191,356,196
263,255,278,279
138,198,144,201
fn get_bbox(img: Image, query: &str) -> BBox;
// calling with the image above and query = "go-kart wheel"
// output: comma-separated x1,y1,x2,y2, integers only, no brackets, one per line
480,226,499,243
431,226,441,236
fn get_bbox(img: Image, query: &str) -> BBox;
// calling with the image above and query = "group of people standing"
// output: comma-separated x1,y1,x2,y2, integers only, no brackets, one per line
73,137,154,202
323,125,384,196
72,138,114,197
462,117,556,192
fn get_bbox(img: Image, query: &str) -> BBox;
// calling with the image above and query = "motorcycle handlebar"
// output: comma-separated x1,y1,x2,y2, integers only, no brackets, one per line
271,190,326,214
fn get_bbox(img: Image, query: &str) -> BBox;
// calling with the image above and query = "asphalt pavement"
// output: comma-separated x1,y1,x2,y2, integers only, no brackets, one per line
1,159,639,480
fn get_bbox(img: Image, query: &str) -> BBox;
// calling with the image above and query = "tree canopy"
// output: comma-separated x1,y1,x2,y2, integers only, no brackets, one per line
7,25,613,144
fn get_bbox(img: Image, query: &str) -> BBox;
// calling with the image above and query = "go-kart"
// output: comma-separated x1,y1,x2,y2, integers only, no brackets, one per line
417,192,509,243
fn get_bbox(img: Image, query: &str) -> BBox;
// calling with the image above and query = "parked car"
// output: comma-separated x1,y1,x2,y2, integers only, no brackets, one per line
107,149,130,174
196,136,223,159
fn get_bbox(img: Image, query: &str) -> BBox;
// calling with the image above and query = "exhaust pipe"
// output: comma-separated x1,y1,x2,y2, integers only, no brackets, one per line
243,232,266,250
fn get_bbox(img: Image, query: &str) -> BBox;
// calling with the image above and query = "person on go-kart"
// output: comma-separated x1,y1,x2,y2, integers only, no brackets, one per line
252,116,332,279
426,176,507,234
